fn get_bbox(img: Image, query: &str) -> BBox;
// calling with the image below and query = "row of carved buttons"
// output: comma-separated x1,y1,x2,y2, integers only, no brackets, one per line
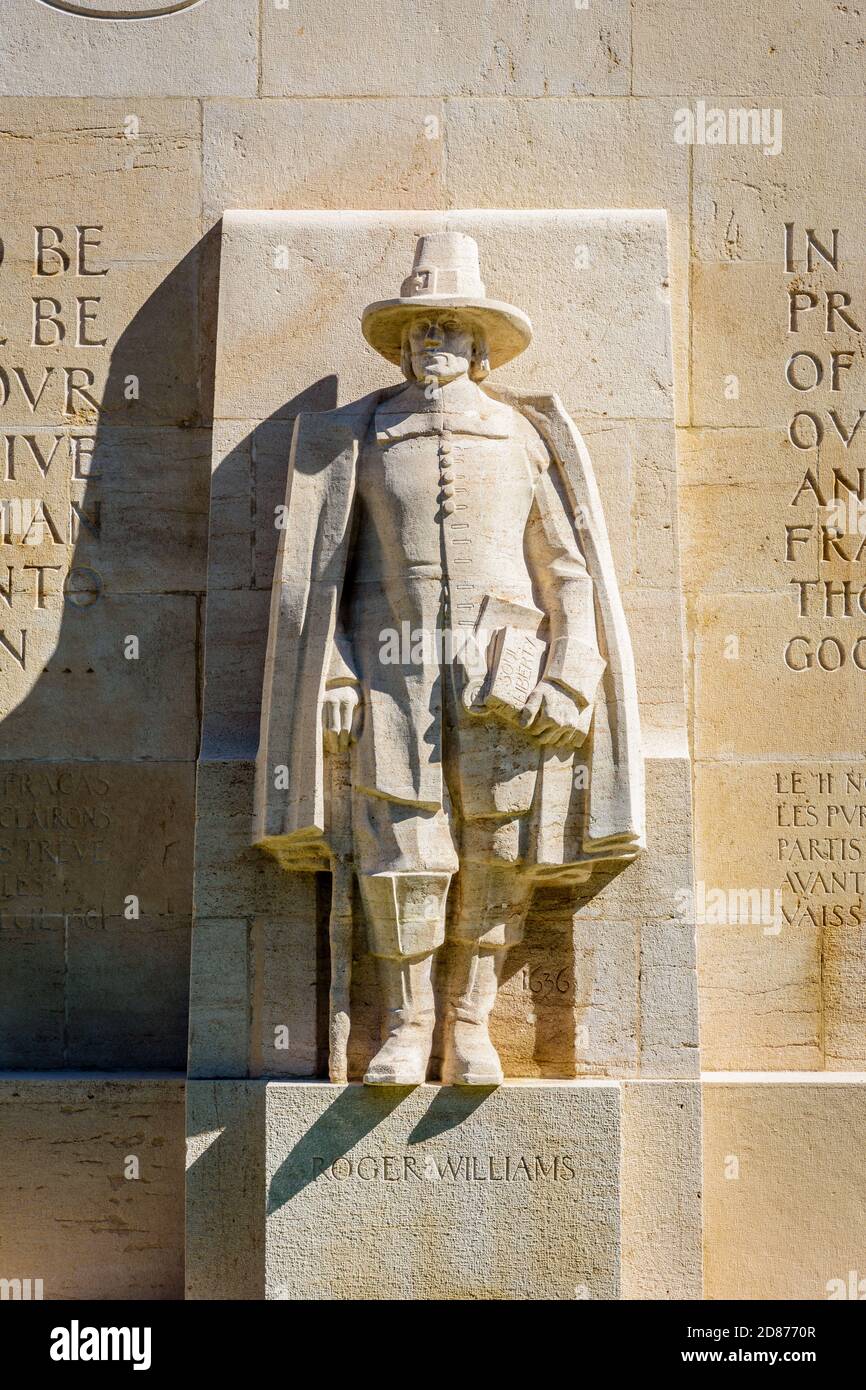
438,437,456,511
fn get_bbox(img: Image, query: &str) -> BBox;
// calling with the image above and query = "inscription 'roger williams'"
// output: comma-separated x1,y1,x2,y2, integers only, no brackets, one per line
310,1153,577,1182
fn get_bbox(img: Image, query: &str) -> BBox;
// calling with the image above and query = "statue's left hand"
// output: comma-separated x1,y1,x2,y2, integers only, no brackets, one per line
322,682,361,754
519,680,587,750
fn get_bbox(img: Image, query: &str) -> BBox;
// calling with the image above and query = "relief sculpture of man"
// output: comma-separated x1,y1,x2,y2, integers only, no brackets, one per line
253,232,644,1087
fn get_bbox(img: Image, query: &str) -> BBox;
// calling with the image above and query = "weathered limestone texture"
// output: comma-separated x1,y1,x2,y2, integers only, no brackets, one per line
0,1078,184,1300
621,1080,702,1300
703,1077,866,1300
265,1081,621,1301
0,0,258,97
260,0,630,99
633,1,866,96
186,1080,265,1300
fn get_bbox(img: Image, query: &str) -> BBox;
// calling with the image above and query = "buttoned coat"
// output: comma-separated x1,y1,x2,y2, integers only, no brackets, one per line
253,383,645,880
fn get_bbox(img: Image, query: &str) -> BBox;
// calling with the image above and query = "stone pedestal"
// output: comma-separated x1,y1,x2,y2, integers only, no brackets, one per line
266,1081,619,1301
186,1077,702,1299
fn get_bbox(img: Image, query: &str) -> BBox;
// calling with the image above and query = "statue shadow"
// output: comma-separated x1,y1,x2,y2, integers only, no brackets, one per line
0,227,224,1071
405,1084,495,1141
0,217,342,1072
266,1081,499,1215
266,1083,410,1211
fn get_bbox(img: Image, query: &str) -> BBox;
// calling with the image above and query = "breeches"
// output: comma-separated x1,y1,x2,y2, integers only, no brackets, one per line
351,662,540,958
353,794,535,958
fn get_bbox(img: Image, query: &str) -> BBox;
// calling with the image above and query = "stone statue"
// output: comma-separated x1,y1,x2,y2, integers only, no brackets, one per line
253,232,644,1087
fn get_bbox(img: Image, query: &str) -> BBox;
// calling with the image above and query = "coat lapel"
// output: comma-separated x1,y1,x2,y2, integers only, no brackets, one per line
253,393,381,857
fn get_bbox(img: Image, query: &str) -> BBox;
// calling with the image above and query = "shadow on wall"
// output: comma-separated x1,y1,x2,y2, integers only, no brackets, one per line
267,1084,409,1211
0,228,220,1070
188,370,342,1084
266,1083,496,1212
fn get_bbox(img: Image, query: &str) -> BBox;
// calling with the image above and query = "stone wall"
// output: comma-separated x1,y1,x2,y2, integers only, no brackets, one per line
2,0,865,1299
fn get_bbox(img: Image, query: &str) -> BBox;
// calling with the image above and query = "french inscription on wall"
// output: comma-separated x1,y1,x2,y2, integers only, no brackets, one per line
0,765,110,911
0,760,191,928
776,766,866,929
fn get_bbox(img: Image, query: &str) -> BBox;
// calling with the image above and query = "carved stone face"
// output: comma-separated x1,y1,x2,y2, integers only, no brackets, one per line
406,313,477,384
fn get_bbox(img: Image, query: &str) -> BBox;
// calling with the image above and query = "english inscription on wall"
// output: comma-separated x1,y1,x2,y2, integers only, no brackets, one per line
0,223,110,682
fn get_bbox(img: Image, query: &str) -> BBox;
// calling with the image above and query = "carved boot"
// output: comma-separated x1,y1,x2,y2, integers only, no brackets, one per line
441,944,505,1086
364,953,436,1086
359,870,451,1086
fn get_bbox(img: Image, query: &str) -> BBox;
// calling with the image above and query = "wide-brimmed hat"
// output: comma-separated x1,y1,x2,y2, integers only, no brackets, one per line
362,232,532,370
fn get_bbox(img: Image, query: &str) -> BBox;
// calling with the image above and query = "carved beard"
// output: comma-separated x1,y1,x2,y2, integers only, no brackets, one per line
412,351,471,384
400,334,490,382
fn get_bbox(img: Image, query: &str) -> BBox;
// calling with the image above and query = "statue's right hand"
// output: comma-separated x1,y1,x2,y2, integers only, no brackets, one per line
322,683,361,754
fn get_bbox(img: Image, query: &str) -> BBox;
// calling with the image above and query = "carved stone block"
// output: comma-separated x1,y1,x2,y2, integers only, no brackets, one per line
0,1078,184,1300
265,1081,621,1301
